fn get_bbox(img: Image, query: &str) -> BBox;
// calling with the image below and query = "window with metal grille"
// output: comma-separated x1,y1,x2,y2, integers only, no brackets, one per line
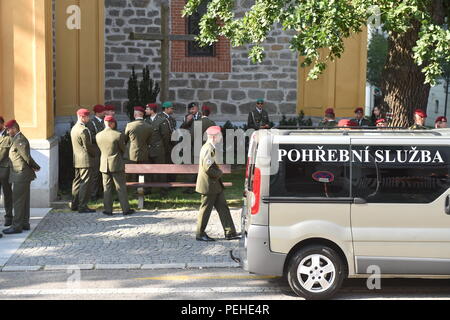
186,1,215,57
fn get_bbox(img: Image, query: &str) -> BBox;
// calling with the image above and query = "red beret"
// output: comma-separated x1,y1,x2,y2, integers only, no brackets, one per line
146,103,158,111
354,107,364,114
376,118,387,125
206,126,222,135
325,108,334,115
0,116,4,123
4,120,17,129
201,105,211,112
77,109,90,117
93,105,105,113
104,115,116,122
338,119,357,127
104,105,116,111
414,109,427,118
435,116,447,123
134,106,145,113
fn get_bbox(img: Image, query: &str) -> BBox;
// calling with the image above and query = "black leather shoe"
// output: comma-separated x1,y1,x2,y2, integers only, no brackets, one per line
102,211,113,216
78,208,96,213
225,233,242,240
196,234,215,242
23,225,31,231
4,220,12,227
3,227,22,235
123,209,136,216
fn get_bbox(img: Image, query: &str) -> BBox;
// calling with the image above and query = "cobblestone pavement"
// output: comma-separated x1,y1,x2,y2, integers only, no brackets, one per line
5,209,242,267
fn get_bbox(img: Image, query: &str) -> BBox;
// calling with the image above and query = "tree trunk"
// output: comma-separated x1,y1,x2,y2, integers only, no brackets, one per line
380,22,430,128
380,1,446,127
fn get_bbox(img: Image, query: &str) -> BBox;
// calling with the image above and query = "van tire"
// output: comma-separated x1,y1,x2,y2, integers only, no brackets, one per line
287,245,345,300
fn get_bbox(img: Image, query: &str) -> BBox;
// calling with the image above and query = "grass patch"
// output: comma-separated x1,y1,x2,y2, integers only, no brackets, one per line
59,166,246,211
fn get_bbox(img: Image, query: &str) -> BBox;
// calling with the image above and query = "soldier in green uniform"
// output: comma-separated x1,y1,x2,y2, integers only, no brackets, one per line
160,102,177,184
125,106,152,164
181,102,202,130
247,99,271,130
86,104,106,200
96,116,134,216
71,109,97,213
195,126,241,242
3,120,40,235
318,108,338,128
351,107,371,127
0,117,12,231
409,109,428,130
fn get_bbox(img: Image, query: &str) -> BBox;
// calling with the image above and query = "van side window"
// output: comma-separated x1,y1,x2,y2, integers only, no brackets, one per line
352,145,450,203
270,144,351,198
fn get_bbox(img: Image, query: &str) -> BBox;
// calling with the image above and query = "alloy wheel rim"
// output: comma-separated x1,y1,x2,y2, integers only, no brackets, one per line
297,254,336,293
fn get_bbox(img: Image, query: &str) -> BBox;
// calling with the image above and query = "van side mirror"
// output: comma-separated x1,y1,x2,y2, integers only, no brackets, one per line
353,197,367,204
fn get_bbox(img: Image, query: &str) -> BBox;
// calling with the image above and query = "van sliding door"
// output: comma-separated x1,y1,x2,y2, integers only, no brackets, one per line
350,139,450,275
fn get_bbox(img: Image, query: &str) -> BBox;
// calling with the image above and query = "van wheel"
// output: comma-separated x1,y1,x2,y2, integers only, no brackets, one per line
287,245,345,300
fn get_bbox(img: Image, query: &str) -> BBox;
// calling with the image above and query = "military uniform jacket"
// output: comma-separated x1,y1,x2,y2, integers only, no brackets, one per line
146,115,168,158
196,142,225,195
125,119,152,162
181,112,202,130
86,116,105,143
8,132,40,183
409,124,428,130
248,108,270,130
351,118,371,127
159,112,177,151
318,120,338,128
71,122,96,168
96,127,126,173
0,130,11,168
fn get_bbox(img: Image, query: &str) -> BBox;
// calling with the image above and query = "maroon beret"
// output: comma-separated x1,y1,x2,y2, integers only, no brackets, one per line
376,118,387,125
325,108,334,115
414,109,427,118
134,106,145,113
4,119,17,129
354,107,364,114
201,105,211,112
104,105,116,111
77,109,90,117
146,103,158,111
104,115,116,122
435,116,447,123
93,105,105,113
206,126,222,135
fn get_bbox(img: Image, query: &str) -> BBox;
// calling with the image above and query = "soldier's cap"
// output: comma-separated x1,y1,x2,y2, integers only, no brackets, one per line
104,115,116,123
104,105,116,111
354,107,364,114
93,104,105,113
338,119,357,127
188,102,198,110
206,126,222,136
325,108,334,115
256,99,264,104
77,108,90,117
201,105,211,112
146,103,158,111
4,119,17,129
414,109,427,118
162,101,174,109
376,118,387,124
0,116,4,123
435,116,447,123
134,106,145,113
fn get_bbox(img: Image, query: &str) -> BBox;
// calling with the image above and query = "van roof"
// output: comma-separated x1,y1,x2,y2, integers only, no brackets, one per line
268,128,450,138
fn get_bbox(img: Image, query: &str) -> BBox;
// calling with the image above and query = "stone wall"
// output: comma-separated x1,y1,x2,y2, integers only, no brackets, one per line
104,0,298,121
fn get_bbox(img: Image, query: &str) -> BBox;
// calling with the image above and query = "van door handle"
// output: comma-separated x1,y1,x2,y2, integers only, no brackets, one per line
445,195,450,215
353,197,367,204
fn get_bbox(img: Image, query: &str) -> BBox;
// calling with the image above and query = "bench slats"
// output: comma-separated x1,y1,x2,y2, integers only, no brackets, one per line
125,164,232,174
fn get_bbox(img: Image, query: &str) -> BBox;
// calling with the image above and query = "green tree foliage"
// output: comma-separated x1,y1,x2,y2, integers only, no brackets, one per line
367,31,388,87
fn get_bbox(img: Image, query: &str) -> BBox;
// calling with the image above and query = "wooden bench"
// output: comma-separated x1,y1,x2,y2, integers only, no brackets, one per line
125,164,233,209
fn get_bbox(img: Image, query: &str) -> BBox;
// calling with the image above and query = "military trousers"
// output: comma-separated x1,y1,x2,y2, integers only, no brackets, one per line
196,191,237,237
102,172,130,213
12,181,31,231
0,167,13,222
72,168,92,211
91,150,103,199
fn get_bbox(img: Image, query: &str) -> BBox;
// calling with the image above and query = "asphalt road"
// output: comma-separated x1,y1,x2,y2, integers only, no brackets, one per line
0,268,450,300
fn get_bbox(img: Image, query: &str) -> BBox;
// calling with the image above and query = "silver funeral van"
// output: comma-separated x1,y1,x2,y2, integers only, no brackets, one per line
236,128,450,299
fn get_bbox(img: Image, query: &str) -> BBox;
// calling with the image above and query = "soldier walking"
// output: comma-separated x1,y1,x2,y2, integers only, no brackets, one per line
96,116,134,216
71,109,96,213
3,120,40,235
195,126,241,242
0,117,12,232
247,99,271,130
86,104,106,200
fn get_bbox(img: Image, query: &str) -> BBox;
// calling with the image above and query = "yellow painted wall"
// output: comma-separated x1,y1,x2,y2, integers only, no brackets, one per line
55,0,105,116
0,0,54,139
297,30,368,118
